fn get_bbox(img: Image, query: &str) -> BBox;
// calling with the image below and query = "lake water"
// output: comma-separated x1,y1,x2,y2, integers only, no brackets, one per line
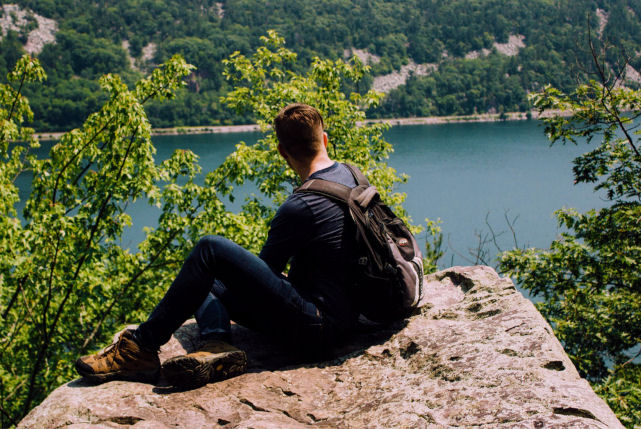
386,121,603,267
18,120,604,268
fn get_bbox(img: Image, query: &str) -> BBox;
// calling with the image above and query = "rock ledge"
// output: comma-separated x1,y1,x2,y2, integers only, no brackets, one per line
19,266,622,428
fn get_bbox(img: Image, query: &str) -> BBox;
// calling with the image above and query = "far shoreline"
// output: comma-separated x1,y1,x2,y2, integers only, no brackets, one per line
33,110,566,140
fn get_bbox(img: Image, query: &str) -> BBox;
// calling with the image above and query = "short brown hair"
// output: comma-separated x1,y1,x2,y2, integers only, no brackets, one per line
273,103,324,160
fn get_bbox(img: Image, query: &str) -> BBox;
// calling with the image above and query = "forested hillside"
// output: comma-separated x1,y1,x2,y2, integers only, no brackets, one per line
2,0,641,131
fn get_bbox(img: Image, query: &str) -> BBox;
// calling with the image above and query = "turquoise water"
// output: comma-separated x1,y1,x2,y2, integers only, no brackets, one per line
17,120,603,267
385,121,603,266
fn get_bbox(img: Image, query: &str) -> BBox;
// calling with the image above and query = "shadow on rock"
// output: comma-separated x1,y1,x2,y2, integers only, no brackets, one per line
66,378,100,388
150,318,407,394
67,318,406,393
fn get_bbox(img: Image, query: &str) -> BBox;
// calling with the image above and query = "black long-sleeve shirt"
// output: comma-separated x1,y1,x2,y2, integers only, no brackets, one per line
259,162,359,327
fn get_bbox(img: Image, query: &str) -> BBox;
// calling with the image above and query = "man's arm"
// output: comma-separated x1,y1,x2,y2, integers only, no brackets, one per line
259,195,314,274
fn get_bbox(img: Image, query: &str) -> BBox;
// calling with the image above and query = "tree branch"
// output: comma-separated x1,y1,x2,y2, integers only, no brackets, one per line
1,275,26,319
0,401,18,428
80,226,185,352
42,233,62,333
50,83,164,205
7,71,26,124
588,30,641,158
484,212,505,254
504,210,520,248
22,129,140,415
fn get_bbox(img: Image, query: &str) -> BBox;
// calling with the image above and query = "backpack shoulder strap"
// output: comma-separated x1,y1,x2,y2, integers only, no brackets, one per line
294,163,371,202
343,163,370,186
294,178,352,203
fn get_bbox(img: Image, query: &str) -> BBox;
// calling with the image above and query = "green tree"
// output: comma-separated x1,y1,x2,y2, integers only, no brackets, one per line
0,53,196,426
498,44,641,426
0,31,25,79
218,30,409,230
9,0,641,129
217,29,442,262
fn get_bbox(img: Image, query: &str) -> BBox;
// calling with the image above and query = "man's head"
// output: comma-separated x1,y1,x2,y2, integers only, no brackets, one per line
274,103,325,162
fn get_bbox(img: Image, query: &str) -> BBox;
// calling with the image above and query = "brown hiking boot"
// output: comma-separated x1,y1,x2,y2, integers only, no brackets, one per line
75,329,160,383
161,340,247,389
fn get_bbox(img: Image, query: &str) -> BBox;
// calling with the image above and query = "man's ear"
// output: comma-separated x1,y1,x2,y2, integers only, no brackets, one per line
277,143,288,160
323,132,328,148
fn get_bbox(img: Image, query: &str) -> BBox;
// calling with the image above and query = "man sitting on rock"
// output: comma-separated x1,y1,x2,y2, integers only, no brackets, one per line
75,103,360,389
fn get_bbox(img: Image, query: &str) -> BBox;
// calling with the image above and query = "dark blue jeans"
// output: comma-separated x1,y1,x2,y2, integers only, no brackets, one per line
135,235,328,351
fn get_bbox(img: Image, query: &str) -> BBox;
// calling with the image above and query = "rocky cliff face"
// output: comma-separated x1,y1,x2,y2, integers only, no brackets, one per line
18,266,622,428
0,4,58,55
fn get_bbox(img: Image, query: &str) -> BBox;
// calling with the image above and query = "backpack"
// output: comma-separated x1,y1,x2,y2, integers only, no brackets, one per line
295,163,424,323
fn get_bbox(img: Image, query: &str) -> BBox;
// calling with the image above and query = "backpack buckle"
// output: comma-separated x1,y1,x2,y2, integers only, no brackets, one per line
358,257,368,266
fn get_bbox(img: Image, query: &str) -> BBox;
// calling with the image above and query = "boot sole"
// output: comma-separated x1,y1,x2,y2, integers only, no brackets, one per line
162,350,247,389
75,359,159,384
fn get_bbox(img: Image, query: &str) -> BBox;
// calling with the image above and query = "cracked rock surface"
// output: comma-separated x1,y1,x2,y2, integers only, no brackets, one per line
18,266,622,428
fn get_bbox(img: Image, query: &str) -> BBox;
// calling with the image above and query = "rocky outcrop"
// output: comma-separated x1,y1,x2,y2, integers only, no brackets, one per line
18,266,622,428
372,61,437,94
344,48,381,65
465,34,526,60
492,34,526,57
0,4,57,55
596,8,609,37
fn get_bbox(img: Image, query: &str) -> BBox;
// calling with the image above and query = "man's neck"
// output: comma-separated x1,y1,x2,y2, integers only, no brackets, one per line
296,156,334,181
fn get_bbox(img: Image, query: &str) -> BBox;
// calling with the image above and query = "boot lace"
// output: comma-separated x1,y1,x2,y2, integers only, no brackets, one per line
97,330,128,365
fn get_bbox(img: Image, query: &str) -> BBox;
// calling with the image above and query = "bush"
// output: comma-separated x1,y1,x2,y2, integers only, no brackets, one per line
499,48,641,427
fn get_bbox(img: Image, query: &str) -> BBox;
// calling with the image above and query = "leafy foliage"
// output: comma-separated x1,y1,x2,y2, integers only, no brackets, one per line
219,31,408,219
0,53,197,426
0,33,441,426
498,45,641,426
422,218,444,274
595,366,641,426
